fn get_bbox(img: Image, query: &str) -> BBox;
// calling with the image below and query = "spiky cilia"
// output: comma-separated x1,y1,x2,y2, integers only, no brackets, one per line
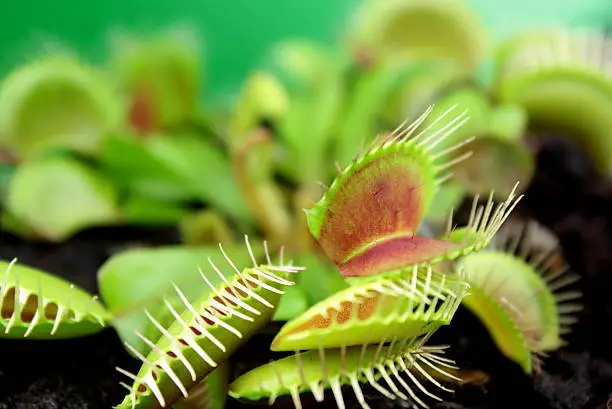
115,237,304,409
306,105,521,278
231,331,461,409
496,28,612,174
0,259,110,339
271,264,469,351
456,221,582,373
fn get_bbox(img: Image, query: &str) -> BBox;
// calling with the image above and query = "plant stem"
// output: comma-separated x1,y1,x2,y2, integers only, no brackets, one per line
231,129,292,247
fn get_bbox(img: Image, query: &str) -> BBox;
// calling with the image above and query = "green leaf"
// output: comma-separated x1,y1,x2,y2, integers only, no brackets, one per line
6,156,120,241
487,104,528,142
421,85,491,155
334,60,420,168
425,182,467,223
294,252,348,306
227,71,288,144
100,133,196,203
264,40,336,91
179,210,235,245
120,194,190,226
383,59,465,124
172,363,230,409
278,63,346,183
97,242,262,356
146,134,254,225
272,285,309,322
0,164,15,203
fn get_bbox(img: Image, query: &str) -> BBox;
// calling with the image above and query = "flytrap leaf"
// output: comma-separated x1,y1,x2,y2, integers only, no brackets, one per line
114,238,305,409
276,56,347,184
347,0,487,70
227,73,292,242
6,155,120,241
456,224,582,373
306,106,522,278
271,265,469,352
271,285,309,322
171,363,230,409
264,40,341,89
494,28,612,174
100,133,198,204
142,134,254,226
333,59,421,168
422,85,533,198
98,241,263,357
108,26,201,131
0,259,110,339
0,54,123,158
231,335,461,409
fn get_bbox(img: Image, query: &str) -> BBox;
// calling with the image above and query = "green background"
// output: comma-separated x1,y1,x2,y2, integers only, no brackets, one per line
2,0,612,104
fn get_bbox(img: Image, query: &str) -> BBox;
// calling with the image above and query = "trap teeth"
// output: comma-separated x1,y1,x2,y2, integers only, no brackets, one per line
114,237,304,409
271,264,468,352
306,106,475,271
0,258,110,339
231,335,461,409
457,222,582,373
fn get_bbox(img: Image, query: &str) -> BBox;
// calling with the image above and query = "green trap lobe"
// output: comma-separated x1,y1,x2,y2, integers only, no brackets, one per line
230,342,458,409
115,262,300,409
272,267,467,352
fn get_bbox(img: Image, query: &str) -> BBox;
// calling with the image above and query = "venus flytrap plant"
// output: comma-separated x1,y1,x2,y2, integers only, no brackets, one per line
270,265,468,352
419,86,534,202
494,27,612,174
227,106,525,409
226,72,292,246
232,267,470,409
230,334,461,409
0,53,123,159
114,237,305,409
4,154,121,241
346,0,487,71
172,363,230,409
98,240,265,357
454,221,582,373
107,26,202,134
306,105,521,279
0,259,111,339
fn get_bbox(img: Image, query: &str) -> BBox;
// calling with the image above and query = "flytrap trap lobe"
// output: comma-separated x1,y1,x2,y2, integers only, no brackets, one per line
115,237,304,409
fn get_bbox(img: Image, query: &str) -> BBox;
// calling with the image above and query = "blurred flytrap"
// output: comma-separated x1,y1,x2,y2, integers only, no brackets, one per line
456,221,582,373
107,26,202,133
0,54,124,159
493,27,612,174
346,0,487,70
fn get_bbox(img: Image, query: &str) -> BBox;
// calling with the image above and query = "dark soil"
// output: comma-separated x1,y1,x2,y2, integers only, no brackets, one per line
2,135,612,409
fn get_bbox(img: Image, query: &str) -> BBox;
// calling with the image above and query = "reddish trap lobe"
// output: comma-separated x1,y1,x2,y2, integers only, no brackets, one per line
318,152,425,264
274,293,382,344
339,236,461,277
129,84,158,134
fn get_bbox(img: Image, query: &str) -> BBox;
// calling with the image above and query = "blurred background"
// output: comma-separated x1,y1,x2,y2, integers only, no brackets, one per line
3,0,612,106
